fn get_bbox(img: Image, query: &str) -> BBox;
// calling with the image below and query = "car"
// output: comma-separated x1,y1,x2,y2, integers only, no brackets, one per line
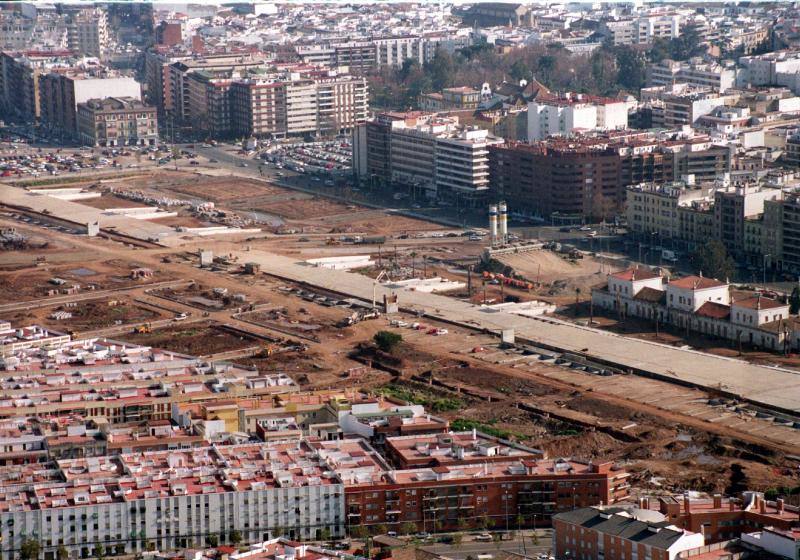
559,226,572,232
587,230,597,237
474,534,493,542
578,226,592,231
415,532,431,539
238,162,248,167
189,160,199,166
386,532,398,537
209,158,219,163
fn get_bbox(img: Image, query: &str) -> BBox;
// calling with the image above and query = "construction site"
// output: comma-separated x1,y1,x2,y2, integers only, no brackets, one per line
1,167,799,502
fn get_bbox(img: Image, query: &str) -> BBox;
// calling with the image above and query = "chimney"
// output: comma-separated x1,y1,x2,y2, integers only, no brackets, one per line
643,497,650,510
729,501,736,512
777,498,784,513
713,494,722,509
760,498,767,514
639,497,646,509
684,495,691,513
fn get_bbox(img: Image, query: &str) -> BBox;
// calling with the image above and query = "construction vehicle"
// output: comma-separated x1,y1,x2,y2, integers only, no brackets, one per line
337,309,381,328
133,323,152,334
325,237,340,246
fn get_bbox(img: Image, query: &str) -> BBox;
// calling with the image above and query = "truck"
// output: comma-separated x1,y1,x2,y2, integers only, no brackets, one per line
661,249,679,262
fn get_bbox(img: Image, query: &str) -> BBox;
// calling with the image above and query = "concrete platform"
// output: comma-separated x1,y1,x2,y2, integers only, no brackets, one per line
237,249,800,414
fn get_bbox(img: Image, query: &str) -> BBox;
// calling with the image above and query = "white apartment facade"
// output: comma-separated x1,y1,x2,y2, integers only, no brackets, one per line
387,115,503,203
627,181,716,240
647,59,736,92
602,14,681,46
0,443,346,560
527,94,628,141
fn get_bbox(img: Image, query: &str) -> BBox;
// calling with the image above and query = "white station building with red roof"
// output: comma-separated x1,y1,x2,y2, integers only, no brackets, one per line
592,268,792,351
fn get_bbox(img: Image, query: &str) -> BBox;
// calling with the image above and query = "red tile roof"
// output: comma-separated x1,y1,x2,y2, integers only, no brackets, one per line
696,301,731,320
610,267,661,282
731,295,787,310
668,275,727,290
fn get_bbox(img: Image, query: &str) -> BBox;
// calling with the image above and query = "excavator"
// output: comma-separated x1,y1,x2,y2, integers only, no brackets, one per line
133,323,152,334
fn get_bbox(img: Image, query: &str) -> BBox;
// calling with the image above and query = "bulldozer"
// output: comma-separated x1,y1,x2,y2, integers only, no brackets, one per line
133,323,152,334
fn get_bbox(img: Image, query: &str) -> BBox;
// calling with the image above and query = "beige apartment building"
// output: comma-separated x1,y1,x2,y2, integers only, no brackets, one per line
229,74,367,139
76,97,158,147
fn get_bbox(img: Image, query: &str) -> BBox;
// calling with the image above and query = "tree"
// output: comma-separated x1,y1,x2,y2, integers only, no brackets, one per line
509,59,531,83
207,534,219,548
452,533,463,548
371,524,388,537
57,545,69,560
350,526,369,539
426,48,454,90
273,526,285,539
319,528,332,542
399,522,418,536
613,45,646,92
689,240,736,281
373,330,403,353
515,514,525,529
94,544,105,560
790,286,800,315
229,530,242,546
20,540,40,560
457,518,469,532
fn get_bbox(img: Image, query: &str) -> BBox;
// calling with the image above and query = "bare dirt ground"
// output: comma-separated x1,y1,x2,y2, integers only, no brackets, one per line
497,250,620,304
80,194,150,210
0,258,176,300
118,322,259,355
7,297,166,331
4,172,799,498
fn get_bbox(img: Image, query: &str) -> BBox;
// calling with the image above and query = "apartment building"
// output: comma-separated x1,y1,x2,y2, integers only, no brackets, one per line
554,507,705,560
295,42,376,72
39,71,141,139
764,193,800,274
325,434,630,533
592,269,791,351
713,183,784,261
601,14,681,46
229,73,367,139
738,51,800,91
662,91,732,127
355,112,502,204
527,92,628,141
647,59,736,92
489,135,677,221
185,71,235,138
556,494,800,560
65,7,109,58
0,50,73,122
0,441,347,559
76,97,158,147
627,180,716,241
166,54,269,122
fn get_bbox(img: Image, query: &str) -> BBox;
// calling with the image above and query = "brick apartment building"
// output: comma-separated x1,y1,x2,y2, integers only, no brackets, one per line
488,134,730,221
554,494,800,560
336,432,630,533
